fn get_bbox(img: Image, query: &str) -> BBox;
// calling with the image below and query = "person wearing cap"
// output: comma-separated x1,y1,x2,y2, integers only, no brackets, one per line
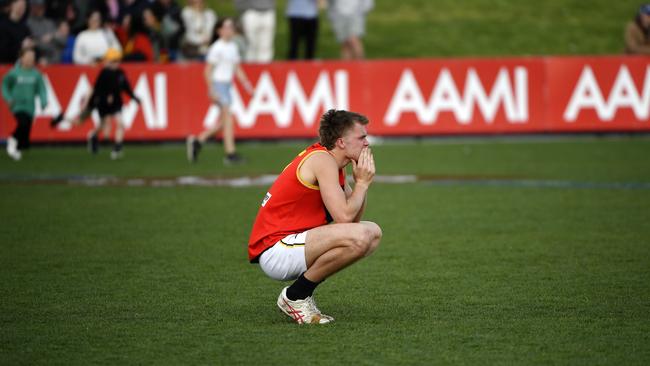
2,47,47,161
51,48,140,159
625,4,650,54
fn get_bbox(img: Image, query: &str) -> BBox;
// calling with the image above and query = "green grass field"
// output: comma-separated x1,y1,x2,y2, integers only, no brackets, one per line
1,137,649,365
194,0,641,60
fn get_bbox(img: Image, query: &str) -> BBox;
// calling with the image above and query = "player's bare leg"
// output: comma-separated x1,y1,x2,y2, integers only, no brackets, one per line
277,221,382,324
304,221,382,281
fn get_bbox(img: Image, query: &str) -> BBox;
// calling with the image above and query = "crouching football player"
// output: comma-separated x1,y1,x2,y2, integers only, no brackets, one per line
248,109,382,324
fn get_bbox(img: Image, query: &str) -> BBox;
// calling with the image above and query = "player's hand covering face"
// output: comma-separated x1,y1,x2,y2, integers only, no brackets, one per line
352,146,375,185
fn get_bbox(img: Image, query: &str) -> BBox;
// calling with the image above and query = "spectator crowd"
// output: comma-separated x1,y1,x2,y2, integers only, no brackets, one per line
4,0,650,66
0,0,375,65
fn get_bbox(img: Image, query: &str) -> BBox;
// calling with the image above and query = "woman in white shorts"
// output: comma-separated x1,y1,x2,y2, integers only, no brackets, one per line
187,17,253,165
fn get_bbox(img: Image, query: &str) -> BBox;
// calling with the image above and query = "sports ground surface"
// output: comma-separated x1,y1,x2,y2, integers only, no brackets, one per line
1,137,649,365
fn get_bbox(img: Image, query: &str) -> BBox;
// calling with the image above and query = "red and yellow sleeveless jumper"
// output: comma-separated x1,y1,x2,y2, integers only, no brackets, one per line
248,143,345,262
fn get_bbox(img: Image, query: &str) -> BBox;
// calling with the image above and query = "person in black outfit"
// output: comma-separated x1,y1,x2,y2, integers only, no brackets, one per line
0,0,34,64
51,48,140,159
286,0,322,60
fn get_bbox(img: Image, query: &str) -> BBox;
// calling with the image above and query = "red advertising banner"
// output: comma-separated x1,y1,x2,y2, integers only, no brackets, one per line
363,58,546,135
546,56,650,132
0,56,648,142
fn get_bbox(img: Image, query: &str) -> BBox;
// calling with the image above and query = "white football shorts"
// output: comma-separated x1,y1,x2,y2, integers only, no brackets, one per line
259,232,308,281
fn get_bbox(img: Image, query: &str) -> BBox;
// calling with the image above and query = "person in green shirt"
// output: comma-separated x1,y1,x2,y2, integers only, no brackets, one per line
2,48,48,161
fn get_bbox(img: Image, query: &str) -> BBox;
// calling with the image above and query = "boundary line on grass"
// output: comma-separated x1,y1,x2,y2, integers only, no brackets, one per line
1,174,650,190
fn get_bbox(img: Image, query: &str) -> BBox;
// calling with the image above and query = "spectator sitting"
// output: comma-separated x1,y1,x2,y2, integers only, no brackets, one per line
45,0,77,24
115,11,154,62
142,8,162,60
121,0,149,23
180,0,216,60
45,0,91,35
28,0,68,65
73,9,121,65
0,0,34,64
91,0,125,27
150,0,184,62
60,21,76,63
625,4,650,54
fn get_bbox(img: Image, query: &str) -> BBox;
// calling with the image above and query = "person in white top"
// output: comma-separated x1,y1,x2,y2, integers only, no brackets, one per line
327,0,373,60
180,0,217,60
187,17,254,165
73,10,122,65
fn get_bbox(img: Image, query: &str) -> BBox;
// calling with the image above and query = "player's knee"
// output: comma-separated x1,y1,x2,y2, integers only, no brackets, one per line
363,222,382,256
345,225,371,258
359,223,381,254
362,221,382,243
349,237,369,258
371,222,383,241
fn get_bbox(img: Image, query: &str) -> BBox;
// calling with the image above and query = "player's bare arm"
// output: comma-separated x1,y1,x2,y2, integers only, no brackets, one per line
345,182,367,222
350,146,374,221
300,148,374,223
